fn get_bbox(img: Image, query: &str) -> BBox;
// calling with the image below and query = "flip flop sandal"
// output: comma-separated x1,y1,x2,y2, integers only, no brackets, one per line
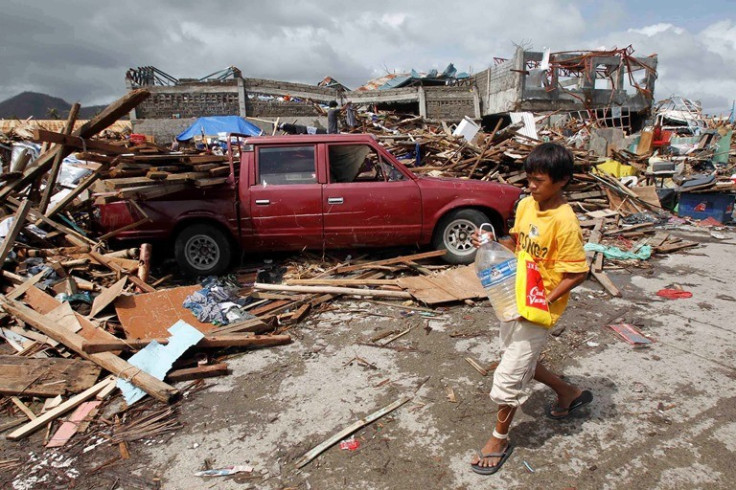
546,390,593,420
470,443,514,475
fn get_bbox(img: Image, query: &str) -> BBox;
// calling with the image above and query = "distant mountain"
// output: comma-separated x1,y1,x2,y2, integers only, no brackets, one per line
0,91,115,120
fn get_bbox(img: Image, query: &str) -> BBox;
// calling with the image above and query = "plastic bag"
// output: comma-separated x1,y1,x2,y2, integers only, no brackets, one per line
515,249,553,327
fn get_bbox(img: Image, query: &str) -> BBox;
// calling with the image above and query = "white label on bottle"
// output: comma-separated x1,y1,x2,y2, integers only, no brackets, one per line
478,259,516,288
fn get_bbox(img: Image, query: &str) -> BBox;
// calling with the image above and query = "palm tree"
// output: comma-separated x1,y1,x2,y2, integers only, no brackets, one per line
46,108,60,120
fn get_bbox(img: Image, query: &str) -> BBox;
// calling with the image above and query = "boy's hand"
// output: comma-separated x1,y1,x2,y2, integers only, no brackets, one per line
471,230,493,249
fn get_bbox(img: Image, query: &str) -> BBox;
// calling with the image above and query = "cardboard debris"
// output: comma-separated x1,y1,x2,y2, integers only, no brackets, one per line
117,320,204,406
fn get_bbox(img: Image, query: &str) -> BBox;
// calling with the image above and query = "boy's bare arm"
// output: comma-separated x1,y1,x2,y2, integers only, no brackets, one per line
547,271,587,304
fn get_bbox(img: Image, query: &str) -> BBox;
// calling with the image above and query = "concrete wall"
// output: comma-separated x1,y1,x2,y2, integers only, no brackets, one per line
132,116,328,143
475,54,522,115
425,86,478,120
135,81,240,119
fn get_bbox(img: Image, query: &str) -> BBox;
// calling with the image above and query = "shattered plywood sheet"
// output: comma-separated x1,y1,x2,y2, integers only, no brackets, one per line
396,265,486,304
46,400,101,448
114,285,214,339
90,276,127,317
0,355,101,397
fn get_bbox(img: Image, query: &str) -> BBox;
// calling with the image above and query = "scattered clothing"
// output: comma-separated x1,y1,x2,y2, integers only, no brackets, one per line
183,276,254,326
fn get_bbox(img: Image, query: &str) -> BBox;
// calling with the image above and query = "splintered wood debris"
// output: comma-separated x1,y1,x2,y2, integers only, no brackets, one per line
0,87,729,475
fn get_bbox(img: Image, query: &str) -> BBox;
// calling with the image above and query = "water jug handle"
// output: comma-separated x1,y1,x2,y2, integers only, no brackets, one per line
478,223,497,242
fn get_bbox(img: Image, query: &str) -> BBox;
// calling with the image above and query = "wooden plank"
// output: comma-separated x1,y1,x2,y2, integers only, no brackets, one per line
45,162,111,219
0,199,31,265
0,355,101,397
11,397,37,420
294,397,412,468
114,285,214,339
591,270,621,297
6,270,47,300
253,283,412,299
87,251,155,292
46,401,101,448
206,317,271,335
291,303,311,323
7,326,59,348
0,89,150,201
38,103,80,213
636,129,653,155
82,338,168,354
0,296,178,403
7,377,114,441
6,196,95,247
32,129,126,155
116,183,189,200
630,185,662,209
81,334,290,353
285,279,399,286
593,252,604,273
45,302,83,333
335,250,447,274
249,299,291,316
193,177,228,188
165,363,229,382
200,334,291,349
90,277,127,317
396,265,486,305
104,172,209,190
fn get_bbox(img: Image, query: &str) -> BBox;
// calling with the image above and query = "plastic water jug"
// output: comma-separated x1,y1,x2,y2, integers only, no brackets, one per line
474,223,519,322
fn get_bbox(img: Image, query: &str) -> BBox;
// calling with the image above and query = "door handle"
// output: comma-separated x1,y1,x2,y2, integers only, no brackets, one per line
255,199,270,205
327,197,344,205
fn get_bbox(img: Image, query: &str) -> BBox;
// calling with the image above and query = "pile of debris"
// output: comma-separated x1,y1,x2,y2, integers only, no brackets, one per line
0,86,731,485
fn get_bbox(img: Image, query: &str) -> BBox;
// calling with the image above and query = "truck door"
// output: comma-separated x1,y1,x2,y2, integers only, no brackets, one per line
248,144,324,250
322,143,422,248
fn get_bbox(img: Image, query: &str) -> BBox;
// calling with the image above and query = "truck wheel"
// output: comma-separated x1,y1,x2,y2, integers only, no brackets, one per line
174,224,232,277
432,209,490,264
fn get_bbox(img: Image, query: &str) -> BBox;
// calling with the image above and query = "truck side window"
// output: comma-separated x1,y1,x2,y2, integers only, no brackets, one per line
258,146,317,186
328,144,406,183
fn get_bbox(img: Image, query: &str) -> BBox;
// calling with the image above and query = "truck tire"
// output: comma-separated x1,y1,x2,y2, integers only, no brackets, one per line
432,209,490,265
174,224,232,277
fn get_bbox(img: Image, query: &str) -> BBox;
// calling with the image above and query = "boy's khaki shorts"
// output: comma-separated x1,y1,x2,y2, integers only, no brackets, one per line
490,317,549,407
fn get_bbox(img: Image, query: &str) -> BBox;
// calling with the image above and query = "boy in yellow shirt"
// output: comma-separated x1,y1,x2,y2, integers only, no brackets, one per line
470,142,592,475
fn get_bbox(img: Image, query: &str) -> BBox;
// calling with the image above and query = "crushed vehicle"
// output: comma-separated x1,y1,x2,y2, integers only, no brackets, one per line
96,134,522,275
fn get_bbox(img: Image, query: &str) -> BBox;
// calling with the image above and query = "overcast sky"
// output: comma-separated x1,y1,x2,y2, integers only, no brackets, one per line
1,0,735,114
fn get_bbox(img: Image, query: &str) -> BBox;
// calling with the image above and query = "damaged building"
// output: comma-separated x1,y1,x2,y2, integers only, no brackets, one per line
475,46,658,132
127,46,657,141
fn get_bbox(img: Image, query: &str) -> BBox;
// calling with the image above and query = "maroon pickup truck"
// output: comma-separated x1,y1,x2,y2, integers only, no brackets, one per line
97,134,521,275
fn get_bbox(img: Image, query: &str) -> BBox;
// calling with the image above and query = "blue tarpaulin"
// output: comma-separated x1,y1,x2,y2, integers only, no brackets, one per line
176,116,263,141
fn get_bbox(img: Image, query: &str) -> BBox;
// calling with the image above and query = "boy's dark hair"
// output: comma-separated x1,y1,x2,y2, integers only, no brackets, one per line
524,142,575,183
329,100,338,108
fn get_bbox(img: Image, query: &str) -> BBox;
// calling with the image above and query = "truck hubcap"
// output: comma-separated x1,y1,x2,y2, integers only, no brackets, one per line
185,234,220,270
444,219,476,256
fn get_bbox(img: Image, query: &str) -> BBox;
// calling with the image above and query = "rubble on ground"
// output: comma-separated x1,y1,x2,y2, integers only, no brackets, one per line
0,85,734,486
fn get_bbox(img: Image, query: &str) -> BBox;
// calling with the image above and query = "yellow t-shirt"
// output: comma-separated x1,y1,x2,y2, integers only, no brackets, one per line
510,196,588,325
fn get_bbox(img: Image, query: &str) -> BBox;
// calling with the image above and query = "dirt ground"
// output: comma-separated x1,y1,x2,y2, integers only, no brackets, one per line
3,226,736,489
